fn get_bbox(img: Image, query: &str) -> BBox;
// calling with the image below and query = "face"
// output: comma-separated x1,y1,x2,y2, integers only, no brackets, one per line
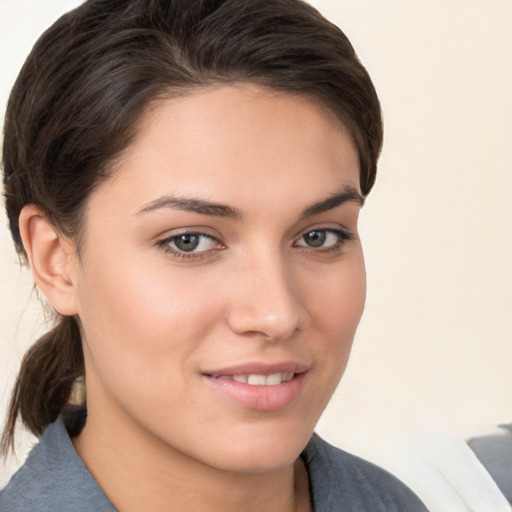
70,85,365,473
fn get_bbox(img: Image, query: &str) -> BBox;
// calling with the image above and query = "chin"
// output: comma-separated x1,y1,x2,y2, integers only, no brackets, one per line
190,420,315,474
210,446,304,474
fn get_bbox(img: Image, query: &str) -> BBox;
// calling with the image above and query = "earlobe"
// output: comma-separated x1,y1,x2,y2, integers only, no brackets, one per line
18,205,79,316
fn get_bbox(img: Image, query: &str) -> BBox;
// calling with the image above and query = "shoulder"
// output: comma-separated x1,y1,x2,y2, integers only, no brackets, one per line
0,417,116,512
303,434,428,512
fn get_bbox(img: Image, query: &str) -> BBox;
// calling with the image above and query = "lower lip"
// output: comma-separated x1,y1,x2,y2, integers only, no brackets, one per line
203,373,306,411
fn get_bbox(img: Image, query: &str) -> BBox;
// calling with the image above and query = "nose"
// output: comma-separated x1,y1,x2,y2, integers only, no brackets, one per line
225,252,311,341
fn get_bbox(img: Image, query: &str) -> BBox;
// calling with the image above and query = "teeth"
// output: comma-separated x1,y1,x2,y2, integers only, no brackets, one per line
265,373,282,386
228,373,295,385
247,374,267,385
283,372,294,382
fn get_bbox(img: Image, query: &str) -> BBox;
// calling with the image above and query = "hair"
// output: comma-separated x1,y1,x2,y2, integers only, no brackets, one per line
1,0,382,454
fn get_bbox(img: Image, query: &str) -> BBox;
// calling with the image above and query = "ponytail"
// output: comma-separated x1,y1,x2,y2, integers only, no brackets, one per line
1,315,84,456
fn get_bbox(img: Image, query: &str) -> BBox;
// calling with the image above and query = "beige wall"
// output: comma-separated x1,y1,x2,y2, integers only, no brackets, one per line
1,1,511,509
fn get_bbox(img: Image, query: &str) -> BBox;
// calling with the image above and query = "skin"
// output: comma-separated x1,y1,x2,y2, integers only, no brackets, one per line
23,85,366,512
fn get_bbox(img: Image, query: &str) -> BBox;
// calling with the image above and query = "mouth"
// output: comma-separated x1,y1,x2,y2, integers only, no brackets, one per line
202,363,308,411
212,372,295,386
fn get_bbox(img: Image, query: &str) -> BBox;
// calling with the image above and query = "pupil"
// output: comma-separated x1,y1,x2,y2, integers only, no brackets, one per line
306,230,325,247
175,234,199,252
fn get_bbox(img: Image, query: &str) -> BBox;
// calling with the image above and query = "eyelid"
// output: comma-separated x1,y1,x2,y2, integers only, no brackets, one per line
154,224,222,240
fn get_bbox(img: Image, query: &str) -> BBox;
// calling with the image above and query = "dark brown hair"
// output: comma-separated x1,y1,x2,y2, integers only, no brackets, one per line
1,0,382,454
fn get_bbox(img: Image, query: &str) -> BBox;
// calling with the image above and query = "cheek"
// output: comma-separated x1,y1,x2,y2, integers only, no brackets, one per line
307,255,366,338
303,253,366,387
75,253,222,388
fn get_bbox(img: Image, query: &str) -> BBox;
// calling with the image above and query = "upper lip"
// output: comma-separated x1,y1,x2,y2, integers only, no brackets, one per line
203,361,310,377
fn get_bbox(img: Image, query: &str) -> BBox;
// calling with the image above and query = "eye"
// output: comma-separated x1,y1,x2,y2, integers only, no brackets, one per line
295,228,351,250
158,232,221,256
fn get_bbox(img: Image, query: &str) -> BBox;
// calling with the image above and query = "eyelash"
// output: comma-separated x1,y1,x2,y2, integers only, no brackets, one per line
157,228,353,261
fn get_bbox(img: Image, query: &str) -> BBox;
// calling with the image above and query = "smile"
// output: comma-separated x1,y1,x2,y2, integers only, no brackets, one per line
203,365,308,411
214,373,295,385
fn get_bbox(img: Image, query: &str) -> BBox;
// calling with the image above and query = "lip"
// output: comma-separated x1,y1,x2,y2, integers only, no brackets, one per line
204,361,309,377
202,361,309,411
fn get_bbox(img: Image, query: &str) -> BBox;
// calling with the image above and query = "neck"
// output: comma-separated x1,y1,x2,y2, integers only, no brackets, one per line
72,403,311,512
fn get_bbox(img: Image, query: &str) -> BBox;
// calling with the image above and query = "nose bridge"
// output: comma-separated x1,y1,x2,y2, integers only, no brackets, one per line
226,246,308,340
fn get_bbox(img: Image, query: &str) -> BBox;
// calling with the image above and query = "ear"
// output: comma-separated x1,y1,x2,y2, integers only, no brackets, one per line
18,204,79,316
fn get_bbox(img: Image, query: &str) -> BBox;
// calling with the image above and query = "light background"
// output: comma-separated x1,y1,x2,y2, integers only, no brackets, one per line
1,1,511,510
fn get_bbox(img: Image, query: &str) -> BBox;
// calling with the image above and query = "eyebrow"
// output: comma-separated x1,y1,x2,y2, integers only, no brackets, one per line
136,185,363,219
299,185,364,219
136,196,244,219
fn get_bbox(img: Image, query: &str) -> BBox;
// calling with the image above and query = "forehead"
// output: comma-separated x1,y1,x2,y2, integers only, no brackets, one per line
91,84,360,217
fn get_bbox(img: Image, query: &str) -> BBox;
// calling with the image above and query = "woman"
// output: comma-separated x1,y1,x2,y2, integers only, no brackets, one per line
0,0,428,510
